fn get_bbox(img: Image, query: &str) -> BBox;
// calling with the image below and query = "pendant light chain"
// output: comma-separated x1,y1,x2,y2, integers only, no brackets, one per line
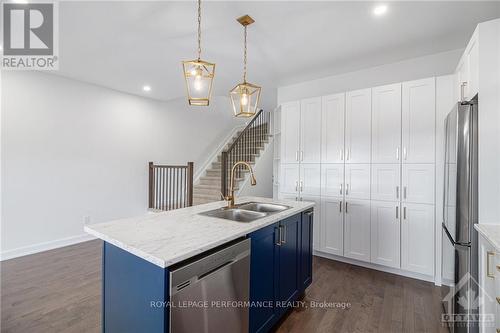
197,0,202,60
243,25,247,83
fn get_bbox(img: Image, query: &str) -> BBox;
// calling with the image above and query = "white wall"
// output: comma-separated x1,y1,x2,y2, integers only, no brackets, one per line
238,141,274,198
477,19,500,224
278,49,463,103
1,71,247,258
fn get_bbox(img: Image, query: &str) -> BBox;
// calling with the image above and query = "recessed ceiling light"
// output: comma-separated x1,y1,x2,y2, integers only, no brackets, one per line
143,85,151,92
373,4,388,16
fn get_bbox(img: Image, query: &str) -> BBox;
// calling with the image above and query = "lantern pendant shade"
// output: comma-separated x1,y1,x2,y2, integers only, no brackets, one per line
182,59,215,106
230,81,261,117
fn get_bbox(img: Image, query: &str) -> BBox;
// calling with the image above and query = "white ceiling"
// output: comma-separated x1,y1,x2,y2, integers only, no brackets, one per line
56,1,500,104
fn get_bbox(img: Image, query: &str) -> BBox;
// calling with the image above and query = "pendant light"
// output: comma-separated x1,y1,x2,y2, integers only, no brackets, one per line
182,0,215,106
230,15,261,117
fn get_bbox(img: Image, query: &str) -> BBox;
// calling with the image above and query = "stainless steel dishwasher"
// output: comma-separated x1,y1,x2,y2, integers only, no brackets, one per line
169,238,250,333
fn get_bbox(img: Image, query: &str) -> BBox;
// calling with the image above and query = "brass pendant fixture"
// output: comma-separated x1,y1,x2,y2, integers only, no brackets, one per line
182,0,215,106
230,15,261,117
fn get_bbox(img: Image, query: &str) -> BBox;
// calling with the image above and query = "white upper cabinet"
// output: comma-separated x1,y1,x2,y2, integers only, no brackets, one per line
345,89,372,163
280,101,301,163
401,203,434,276
300,164,321,196
371,83,402,163
344,199,371,262
321,164,344,198
300,97,322,163
370,201,401,269
402,164,435,205
456,29,478,101
371,164,401,202
345,164,371,200
320,197,344,256
321,93,345,163
280,164,299,194
402,78,436,164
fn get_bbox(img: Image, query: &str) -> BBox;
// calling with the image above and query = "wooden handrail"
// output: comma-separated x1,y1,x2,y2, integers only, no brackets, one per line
148,161,193,211
221,110,270,196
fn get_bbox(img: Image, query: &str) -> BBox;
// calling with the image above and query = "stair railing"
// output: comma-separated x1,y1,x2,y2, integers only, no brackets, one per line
149,162,194,211
221,110,270,197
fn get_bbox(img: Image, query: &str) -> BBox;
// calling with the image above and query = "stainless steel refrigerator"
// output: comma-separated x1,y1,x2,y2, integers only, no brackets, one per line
441,99,478,333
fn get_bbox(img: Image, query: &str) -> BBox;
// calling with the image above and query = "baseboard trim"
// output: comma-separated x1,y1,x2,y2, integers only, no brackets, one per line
0,233,97,261
313,250,436,284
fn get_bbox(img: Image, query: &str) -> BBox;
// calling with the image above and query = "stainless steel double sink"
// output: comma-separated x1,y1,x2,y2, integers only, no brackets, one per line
199,202,291,223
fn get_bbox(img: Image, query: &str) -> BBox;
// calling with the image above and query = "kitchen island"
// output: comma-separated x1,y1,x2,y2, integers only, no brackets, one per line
85,196,315,333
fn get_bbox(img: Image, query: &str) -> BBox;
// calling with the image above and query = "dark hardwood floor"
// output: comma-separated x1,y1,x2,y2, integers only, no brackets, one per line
1,240,447,333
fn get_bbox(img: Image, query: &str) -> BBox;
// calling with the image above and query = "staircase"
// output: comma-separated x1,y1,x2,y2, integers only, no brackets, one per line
193,111,270,205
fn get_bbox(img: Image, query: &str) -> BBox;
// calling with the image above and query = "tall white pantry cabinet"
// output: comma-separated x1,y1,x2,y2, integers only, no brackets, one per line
278,77,436,279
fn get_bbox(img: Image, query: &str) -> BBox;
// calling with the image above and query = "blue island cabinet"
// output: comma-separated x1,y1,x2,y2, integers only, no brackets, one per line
249,210,314,333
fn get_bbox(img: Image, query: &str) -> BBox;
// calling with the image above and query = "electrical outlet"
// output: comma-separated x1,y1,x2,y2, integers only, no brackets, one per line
84,216,91,225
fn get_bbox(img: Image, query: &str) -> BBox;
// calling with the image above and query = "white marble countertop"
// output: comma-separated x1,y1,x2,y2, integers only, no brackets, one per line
475,224,500,251
84,196,314,268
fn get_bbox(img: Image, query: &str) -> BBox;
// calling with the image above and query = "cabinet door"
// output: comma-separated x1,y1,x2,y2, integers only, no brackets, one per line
278,214,301,312
402,164,435,204
300,211,313,292
371,164,401,202
372,83,402,163
345,89,371,163
401,203,434,275
344,199,371,262
321,93,345,163
301,196,321,251
370,201,401,268
321,164,344,198
320,197,343,256
478,236,496,333
402,78,436,163
300,97,322,163
465,32,478,99
300,164,321,196
281,101,301,163
279,164,299,195
249,223,280,333
345,164,370,200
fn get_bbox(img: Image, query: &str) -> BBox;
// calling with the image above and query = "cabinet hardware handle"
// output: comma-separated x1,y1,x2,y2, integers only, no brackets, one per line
345,201,348,214
346,184,349,195
300,181,303,192
496,297,500,305
305,211,314,216
295,197,298,201
340,184,343,195
396,147,400,160
460,82,468,102
276,227,282,246
340,149,344,161
346,148,350,161
403,206,407,219
403,147,407,160
295,151,299,161
396,186,399,199
295,181,298,192
300,151,304,161
487,251,495,279
281,225,287,244
403,186,407,200
340,200,342,213
396,206,399,219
